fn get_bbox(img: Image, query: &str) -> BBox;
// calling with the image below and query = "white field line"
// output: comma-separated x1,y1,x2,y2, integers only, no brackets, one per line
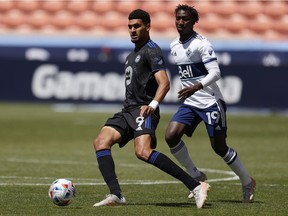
0,167,239,186
0,157,256,186
0,174,286,187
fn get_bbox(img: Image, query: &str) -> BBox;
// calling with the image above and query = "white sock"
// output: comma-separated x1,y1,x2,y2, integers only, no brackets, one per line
170,140,201,178
223,148,251,186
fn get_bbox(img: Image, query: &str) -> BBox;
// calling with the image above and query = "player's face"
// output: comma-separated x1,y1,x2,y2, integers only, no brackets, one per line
175,10,194,35
128,19,150,44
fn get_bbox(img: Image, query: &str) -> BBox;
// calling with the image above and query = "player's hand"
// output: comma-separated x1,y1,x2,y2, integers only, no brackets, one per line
140,105,154,118
178,83,203,100
178,87,196,100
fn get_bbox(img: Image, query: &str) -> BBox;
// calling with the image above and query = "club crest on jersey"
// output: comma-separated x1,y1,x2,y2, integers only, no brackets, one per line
135,55,141,63
171,51,177,56
186,48,192,57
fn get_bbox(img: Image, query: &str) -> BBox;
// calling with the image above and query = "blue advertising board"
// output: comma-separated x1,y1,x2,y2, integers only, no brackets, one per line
0,42,287,110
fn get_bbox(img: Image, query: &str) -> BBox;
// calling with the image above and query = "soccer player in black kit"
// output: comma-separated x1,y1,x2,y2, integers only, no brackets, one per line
93,9,210,209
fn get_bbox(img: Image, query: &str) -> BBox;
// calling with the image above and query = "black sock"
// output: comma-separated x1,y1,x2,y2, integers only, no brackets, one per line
147,150,200,191
96,149,122,198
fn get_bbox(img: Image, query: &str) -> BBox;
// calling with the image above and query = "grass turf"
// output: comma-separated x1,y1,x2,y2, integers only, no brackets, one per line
0,103,287,216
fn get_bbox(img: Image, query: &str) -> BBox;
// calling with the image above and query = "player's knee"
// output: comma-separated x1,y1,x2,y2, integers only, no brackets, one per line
93,136,101,150
135,149,151,161
211,141,228,157
93,135,110,151
165,130,179,147
211,134,228,157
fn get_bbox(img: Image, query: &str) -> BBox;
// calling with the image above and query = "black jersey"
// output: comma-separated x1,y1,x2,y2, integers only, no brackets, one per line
123,40,166,110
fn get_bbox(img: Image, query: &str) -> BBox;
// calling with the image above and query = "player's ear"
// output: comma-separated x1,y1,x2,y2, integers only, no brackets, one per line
146,23,151,31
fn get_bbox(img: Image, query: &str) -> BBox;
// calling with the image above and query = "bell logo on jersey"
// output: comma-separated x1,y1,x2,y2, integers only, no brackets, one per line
178,64,194,79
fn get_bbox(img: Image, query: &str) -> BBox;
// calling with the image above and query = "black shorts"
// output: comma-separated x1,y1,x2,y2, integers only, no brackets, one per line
105,107,159,148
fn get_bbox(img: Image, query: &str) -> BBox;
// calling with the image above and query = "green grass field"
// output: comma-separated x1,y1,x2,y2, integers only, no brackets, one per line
0,103,287,216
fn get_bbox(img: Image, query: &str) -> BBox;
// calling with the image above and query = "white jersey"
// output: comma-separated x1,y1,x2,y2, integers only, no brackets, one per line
170,32,224,109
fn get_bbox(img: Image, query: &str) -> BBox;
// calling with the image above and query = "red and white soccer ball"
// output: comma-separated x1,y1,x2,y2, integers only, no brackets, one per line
48,178,76,206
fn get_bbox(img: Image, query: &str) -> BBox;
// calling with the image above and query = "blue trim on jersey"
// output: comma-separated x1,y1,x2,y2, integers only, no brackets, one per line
204,58,217,64
147,40,157,48
178,32,197,44
96,149,111,158
148,151,160,163
178,62,208,80
152,67,166,73
144,115,152,129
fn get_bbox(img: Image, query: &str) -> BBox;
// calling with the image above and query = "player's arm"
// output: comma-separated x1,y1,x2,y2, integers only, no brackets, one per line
140,69,170,117
201,60,221,87
200,41,221,87
152,69,170,104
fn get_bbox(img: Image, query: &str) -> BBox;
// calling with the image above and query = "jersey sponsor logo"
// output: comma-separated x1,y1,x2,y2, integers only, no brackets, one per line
178,63,208,80
179,64,193,79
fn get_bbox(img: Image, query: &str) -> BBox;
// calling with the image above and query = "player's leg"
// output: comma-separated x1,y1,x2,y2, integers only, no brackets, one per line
134,134,210,208
211,134,256,202
93,114,127,207
204,100,256,203
165,105,206,180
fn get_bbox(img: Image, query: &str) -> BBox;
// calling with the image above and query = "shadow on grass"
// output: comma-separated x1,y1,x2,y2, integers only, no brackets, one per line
127,200,263,208
128,202,213,208
216,200,263,204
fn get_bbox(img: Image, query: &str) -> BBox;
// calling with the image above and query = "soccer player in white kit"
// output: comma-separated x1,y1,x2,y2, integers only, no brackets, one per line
165,4,256,203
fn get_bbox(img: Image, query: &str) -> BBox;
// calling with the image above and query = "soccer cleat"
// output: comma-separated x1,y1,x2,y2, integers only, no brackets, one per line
189,171,207,198
93,194,126,207
242,177,256,203
189,182,211,208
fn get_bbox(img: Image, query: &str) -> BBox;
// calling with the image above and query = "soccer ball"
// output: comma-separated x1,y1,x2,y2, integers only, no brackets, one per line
48,178,76,206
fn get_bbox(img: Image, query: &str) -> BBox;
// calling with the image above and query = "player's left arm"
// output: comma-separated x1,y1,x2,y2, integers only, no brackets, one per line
140,69,170,117
200,41,221,87
200,60,221,87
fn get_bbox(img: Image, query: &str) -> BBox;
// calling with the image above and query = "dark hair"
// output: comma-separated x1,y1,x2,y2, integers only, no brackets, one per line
128,9,151,24
175,4,199,23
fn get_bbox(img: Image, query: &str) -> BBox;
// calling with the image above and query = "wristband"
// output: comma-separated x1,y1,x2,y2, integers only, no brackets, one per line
149,100,159,109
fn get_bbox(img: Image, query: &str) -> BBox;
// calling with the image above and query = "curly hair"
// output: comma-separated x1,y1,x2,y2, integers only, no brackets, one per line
175,4,199,23
128,9,151,24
